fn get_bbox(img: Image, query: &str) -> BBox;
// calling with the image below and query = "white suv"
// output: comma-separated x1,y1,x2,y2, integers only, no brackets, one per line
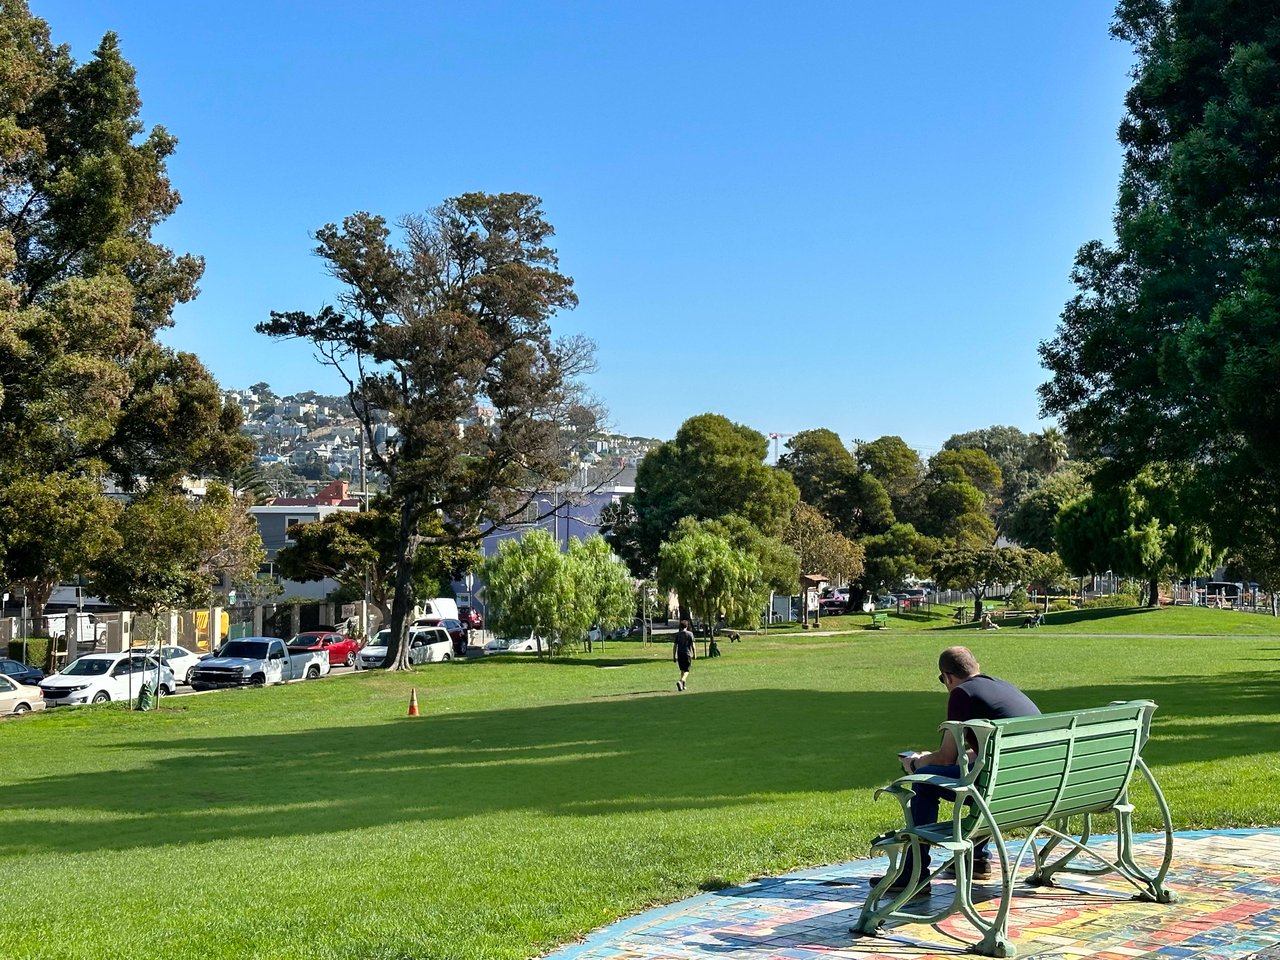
40,653,175,705
357,626,453,669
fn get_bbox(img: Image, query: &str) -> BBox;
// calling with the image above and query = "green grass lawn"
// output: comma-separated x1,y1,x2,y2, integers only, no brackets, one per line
2,623,1278,960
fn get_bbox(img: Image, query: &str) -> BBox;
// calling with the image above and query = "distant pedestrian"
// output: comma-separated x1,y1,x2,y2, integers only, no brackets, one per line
673,619,696,691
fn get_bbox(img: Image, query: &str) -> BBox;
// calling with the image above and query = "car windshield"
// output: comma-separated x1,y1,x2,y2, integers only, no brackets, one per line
216,641,270,659
288,635,321,646
61,658,111,676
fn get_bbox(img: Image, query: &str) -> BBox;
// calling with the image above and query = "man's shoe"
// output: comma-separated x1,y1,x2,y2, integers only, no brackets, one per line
867,874,931,900
942,859,993,880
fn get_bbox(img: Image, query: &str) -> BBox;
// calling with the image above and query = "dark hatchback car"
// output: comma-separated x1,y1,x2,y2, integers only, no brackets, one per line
0,658,44,686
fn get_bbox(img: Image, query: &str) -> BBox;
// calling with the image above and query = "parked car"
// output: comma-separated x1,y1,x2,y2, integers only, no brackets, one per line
287,631,363,667
357,626,453,668
190,638,330,690
0,674,45,715
818,596,849,615
439,618,467,647
129,645,210,685
0,657,44,686
40,652,175,705
485,634,550,654
458,606,484,629
413,616,468,657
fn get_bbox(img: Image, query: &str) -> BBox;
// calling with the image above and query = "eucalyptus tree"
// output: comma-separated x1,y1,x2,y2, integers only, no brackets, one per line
274,501,479,628
261,194,599,668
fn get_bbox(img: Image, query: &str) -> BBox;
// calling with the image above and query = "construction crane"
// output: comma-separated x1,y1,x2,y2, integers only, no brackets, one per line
767,432,794,464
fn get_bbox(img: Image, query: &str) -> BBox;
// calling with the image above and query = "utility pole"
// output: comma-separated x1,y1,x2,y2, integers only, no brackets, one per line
359,429,370,641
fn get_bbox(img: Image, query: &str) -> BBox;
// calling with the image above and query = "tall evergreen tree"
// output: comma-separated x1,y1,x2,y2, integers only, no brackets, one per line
1040,0,1280,555
602,414,799,577
0,3,250,624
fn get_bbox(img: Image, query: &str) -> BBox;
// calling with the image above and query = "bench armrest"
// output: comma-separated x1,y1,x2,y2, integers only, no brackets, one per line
876,774,975,830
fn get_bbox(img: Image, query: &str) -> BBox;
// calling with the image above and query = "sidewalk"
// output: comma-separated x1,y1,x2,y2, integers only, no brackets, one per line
547,828,1280,960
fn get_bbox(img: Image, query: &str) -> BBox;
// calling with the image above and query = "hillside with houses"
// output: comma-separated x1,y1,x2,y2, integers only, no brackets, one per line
225,384,659,499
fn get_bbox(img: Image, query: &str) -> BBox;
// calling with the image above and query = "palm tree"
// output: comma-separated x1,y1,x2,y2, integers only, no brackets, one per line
224,465,273,505
1031,427,1069,474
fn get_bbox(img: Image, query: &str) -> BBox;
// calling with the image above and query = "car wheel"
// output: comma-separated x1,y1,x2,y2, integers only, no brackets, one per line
442,652,451,661
185,668,194,685
157,685,171,698
344,652,355,667
250,674,266,687
92,691,110,703
306,665,320,679
14,703,30,714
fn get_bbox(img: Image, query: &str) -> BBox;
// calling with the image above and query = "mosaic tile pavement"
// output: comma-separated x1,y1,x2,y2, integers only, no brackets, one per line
546,829,1280,960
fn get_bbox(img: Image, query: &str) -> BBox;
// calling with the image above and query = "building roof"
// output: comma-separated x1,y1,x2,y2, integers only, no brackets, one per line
267,478,362,507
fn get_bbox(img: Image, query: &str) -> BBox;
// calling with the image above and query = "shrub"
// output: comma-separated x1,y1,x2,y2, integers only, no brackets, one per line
1007,586,1029,608
1084,592,1141,609
1049,599,1074,612
7,637,58,667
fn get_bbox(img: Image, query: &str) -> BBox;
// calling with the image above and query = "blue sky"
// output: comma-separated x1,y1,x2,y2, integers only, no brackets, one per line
36,1,1132,455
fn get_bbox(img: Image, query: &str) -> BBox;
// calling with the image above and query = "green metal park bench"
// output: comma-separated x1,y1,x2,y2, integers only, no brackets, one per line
868,612,890,629
852,700,1175,957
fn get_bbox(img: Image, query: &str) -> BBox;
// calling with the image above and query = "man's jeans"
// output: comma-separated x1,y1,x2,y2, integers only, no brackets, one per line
903,764,989,875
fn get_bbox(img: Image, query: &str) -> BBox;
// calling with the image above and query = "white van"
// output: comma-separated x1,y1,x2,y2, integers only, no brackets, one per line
417,597,459,623
357,626,453,669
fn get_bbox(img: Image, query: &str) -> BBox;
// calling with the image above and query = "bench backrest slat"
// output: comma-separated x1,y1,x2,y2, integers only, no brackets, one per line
958,701,1154,832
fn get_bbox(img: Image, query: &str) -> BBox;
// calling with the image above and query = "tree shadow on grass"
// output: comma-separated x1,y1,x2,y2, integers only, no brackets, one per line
1,674,1271,857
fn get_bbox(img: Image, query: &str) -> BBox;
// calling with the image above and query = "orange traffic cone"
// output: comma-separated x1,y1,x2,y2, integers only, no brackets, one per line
407,687,420,717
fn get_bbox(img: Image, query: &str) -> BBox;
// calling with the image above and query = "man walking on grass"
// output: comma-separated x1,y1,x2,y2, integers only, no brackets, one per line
673,620,695,691
871,645,1039,899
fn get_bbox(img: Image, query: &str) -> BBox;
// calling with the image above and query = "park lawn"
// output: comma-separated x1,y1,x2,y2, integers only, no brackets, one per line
1027,604,1280,635
1,631,1277,960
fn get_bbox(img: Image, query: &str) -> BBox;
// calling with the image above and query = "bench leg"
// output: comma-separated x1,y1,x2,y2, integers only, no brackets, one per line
958,800,1017,957
1114,760,1177,903
1029,762,1176,904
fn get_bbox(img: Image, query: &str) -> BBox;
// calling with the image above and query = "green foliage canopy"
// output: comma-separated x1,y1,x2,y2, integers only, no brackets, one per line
275,500,479,626
261,194,598,668
1039,0,1280,562
604,414,799,576
482,532,632,656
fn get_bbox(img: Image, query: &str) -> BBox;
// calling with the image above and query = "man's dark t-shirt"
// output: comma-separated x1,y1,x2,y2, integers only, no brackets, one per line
947,674,1039,723
673,631,695,665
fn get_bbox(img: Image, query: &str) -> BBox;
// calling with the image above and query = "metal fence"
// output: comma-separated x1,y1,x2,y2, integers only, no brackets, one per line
2,602,382,666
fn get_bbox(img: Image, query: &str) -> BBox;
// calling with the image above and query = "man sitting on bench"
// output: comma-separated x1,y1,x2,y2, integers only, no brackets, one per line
873,646,1040,897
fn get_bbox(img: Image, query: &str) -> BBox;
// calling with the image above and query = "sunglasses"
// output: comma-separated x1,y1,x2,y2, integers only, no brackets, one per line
938,673,948,685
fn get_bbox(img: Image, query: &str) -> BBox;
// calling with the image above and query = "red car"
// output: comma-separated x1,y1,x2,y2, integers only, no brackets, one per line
459,606,484,629
287,631,362,667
